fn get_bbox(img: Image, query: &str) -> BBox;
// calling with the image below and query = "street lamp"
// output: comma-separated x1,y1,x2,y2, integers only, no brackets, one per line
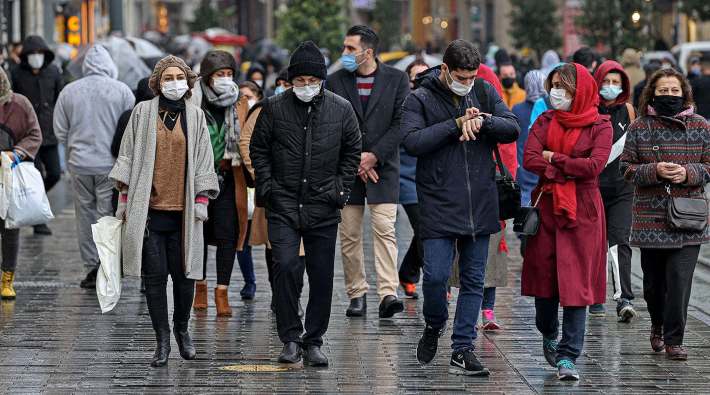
632,10,641,24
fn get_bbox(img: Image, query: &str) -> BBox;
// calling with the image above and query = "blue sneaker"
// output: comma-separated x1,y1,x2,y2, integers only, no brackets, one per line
543,338,558,368
557,359,580,381
588,303,605,317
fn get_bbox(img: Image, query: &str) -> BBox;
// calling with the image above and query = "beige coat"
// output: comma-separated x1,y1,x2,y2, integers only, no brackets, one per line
109,97,219,279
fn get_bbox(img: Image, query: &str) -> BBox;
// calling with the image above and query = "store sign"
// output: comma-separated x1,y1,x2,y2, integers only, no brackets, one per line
67,15,81,46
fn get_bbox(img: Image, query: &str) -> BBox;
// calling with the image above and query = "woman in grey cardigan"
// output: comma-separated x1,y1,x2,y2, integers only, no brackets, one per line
109,56,219,367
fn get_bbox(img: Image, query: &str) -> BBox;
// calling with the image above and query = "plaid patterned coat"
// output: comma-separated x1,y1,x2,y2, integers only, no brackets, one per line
620,108,710,249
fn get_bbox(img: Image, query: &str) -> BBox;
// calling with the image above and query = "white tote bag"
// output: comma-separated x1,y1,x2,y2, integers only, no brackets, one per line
0,152,13,220
93,216,123,313
5,161,54,228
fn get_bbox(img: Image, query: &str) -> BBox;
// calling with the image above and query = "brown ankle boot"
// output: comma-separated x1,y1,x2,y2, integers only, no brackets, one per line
215,288,232,317
650,325,664,352
193,282,208,310
665,345,688,360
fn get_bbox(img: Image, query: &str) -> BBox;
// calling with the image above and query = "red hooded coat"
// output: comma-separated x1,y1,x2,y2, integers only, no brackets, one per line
521,63,613,306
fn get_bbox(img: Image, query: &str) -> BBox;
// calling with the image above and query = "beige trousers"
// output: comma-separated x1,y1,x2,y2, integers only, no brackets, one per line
340,204,399,301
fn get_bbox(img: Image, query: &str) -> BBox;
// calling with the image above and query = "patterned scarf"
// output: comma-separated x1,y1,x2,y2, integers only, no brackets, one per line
0,68,12,105
201,78,241,165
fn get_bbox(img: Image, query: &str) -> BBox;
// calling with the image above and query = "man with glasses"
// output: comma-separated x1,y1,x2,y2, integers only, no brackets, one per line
401,39,519,375
250,41,361,367
327,25,410,319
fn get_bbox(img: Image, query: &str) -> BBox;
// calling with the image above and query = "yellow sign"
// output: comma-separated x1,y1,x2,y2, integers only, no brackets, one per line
67,16,81,46
219,364,292,373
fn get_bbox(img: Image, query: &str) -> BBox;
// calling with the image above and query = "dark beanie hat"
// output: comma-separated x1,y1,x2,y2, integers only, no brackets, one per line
275,68,289,84
200,50,237,78
287,41,326,81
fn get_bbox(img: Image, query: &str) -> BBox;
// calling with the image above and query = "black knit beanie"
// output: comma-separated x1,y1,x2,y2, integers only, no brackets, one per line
200,50,237,78
287,41,326,81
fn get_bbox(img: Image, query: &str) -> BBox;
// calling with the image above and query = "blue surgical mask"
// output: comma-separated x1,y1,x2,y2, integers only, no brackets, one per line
341,51,365,72
600,84,623,101
274,85,286,96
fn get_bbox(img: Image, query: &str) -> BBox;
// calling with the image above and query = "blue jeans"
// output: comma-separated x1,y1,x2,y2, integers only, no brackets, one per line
482,287,496,310
535,297,587,363
422,235,490,352
237,245,256,285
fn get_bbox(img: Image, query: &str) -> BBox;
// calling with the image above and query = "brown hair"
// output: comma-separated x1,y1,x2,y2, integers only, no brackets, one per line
638,68,694,116
544,63,577,96
239,81,263,100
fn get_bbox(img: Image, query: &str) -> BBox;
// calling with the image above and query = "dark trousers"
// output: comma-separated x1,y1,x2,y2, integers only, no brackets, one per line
535,297,587,363
203,172,238,286
236,220,256,285
0,219,20,272
602,189,634,301
640,245,699,346
34,144,61,192
398,203,423,284
422,235,490,351
142,223,195,334
482,287,496,310
268,217,337,347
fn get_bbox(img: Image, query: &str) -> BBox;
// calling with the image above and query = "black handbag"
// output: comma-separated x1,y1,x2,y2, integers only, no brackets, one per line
513,191,543,235
648,121,708,232
493,145,521,220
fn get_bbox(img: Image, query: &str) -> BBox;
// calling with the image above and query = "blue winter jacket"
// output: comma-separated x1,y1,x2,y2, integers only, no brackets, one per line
512,100,539,205
401,67,520,239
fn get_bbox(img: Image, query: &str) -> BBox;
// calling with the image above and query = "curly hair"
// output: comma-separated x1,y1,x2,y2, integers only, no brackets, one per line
148,55,197,99
638,67,694,117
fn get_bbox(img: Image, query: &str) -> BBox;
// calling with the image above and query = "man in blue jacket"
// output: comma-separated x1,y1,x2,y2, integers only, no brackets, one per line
401,39,519,376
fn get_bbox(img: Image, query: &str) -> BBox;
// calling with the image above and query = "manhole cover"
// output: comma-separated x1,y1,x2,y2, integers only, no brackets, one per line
220,364,292,373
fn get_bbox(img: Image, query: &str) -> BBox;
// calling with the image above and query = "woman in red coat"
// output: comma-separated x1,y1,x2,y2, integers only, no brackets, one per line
522,63,612,381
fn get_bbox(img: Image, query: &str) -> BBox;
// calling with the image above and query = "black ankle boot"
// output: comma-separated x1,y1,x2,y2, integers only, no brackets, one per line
173,323,196,360
151,328,171,367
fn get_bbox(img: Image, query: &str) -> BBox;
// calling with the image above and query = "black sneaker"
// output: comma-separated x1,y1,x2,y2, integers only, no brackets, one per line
449,349,490,376
543,337,558,368
616,299,637,323
33,224,52,236
416,324,445,365
80,268,98,289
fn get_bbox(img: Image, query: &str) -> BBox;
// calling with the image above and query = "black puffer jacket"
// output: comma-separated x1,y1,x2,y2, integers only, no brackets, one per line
250,88,362,230
401,67,519,239
11,35,63,146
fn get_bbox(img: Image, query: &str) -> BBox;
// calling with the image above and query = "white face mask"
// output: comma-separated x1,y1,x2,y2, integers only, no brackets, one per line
253,79,264,88
247,99,256,109
445,69,473,97
212,76,236,94
549,88,572,111
161,80,189,101
28,53,44,69
293,82,321,103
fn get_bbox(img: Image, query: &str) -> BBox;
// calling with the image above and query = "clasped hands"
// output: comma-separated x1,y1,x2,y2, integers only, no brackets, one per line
656,162,687,184
358,152,379,183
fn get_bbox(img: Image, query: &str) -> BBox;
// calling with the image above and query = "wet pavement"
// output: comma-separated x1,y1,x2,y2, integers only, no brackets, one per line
1,180,710,393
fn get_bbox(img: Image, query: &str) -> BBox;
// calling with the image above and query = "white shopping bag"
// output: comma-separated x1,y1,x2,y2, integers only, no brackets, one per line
0,152,13,220
93,216,123,313
247,187,255,219
5,161,54,228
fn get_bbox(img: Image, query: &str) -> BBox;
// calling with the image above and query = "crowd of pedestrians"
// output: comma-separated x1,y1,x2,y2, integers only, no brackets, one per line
1,25,709,382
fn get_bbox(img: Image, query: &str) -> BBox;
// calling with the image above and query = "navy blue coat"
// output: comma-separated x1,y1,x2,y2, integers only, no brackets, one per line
512,100,539,205
401,68,520,239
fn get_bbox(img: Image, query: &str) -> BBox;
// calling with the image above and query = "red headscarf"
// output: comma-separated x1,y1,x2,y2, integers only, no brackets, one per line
545,63,600,224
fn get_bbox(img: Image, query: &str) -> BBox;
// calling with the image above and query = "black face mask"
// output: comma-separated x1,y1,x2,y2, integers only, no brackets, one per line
652,95,684,117
501,77,515,89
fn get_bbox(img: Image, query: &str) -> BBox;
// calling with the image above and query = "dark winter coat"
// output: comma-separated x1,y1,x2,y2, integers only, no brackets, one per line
11,36,63,146
326,62,410,204
690,75,710,120
250,88,362,230
620,109,710,249
401,67,519,239
521,111,612,306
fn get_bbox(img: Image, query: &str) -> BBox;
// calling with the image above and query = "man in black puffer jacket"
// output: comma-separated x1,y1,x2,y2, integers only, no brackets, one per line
402,40,519,375
250,41,361,367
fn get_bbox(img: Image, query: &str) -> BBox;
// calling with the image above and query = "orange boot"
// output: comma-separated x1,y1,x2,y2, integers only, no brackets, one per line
215,288,232,317
193,282,208,310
